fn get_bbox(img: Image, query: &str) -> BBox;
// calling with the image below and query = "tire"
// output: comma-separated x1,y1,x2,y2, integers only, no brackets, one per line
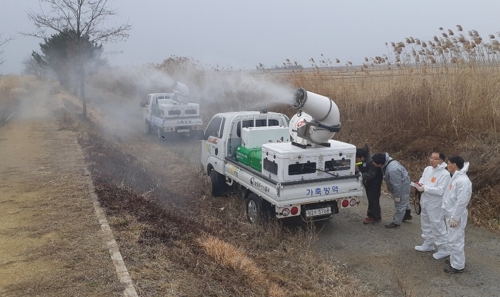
145,120,152,135
210,170,226,197
157,127,164,140
245,193,271,224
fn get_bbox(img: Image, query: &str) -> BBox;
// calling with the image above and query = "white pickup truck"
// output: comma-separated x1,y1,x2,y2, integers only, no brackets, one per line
140,82,203,138
199,89,363,223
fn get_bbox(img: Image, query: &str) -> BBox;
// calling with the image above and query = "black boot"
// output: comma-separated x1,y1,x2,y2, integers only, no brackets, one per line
403,209,412,221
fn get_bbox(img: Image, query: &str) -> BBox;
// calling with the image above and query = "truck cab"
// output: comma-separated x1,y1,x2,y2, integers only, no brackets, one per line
200,110,289,176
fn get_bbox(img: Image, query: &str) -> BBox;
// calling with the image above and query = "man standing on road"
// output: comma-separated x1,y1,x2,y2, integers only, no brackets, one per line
441,155,472,274
372,152,412,228
356,147,383,224
414,152,450,256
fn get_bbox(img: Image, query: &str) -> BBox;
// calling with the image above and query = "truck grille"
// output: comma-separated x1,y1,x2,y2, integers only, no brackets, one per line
185,109,197,115
168,110,181,116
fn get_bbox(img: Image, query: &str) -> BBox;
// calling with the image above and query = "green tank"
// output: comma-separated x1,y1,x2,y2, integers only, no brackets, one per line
236,146,262,172
249,149,262,172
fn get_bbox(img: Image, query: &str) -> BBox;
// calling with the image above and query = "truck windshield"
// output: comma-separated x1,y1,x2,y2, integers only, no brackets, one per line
158,99,178,105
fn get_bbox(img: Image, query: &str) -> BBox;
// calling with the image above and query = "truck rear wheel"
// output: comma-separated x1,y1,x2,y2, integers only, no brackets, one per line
145,121,152,135
245,193,270,224
210,170,226,197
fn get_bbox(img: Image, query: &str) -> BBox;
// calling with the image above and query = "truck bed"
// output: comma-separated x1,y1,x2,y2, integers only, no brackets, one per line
225,157,363,207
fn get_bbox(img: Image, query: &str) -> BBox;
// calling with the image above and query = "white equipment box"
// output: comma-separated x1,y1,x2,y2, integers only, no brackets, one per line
261,140,357,183
241,126,290,148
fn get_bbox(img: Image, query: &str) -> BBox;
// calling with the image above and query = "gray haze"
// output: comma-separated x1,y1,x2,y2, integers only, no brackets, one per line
1,0,500,74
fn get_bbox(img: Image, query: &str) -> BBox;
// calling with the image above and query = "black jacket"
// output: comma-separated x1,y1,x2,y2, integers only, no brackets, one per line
359,155,383,192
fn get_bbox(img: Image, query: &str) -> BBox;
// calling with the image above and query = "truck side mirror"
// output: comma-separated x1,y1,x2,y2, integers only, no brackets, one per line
140,101,145,107
196,130,206,140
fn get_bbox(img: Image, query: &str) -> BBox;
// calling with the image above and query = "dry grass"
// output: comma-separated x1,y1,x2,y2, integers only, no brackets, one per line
0,75,59,124
0,75,46,100
0,76,27,122
198,236,288,297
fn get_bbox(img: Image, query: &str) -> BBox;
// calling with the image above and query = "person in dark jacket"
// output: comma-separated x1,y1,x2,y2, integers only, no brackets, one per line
356,147,383,224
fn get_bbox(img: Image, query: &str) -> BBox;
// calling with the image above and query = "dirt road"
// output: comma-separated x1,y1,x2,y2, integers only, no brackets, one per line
315,199,500,296
0,95,122,296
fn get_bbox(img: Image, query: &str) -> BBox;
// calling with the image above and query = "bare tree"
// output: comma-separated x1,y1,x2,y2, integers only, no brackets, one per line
0,34,14,68
25,0,131,117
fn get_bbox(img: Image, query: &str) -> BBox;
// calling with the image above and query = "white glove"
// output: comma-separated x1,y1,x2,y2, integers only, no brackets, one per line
394,197,401,203
416,186,425,192
450,219,458,227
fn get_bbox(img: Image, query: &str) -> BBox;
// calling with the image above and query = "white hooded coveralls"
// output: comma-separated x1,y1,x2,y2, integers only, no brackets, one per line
442,162,472,270
418,162,450,250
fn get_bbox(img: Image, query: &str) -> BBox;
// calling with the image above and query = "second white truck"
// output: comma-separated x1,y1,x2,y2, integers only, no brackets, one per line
141,82,204,138
199,88,363,223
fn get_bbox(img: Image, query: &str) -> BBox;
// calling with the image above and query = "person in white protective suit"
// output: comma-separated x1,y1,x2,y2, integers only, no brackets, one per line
413,152,451,255
441,155,472,274
372,152,412,228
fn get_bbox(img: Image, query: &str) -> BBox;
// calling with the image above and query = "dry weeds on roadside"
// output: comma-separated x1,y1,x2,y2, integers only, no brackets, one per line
0,75,41,122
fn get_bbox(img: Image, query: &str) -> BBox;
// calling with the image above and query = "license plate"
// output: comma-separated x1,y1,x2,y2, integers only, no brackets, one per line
306,207,332,217
177,129,189,133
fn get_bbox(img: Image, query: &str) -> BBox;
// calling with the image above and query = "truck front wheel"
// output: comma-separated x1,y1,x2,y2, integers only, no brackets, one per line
157,127,164,139
245,193,270,224
210,170,226,197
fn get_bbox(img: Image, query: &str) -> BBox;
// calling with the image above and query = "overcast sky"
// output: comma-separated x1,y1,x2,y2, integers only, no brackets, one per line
1,0,499,74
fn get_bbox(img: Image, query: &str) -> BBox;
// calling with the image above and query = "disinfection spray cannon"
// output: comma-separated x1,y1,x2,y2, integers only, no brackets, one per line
289,88,341,146
170,81,189,102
